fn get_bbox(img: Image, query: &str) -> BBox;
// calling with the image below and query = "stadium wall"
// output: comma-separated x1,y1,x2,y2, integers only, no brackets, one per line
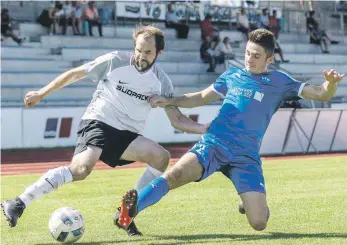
2,107,346,155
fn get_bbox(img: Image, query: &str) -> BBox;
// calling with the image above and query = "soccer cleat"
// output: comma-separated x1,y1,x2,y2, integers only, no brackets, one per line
238,201,245,214
117,189,138,230
1,197,26,227
114,208,142,236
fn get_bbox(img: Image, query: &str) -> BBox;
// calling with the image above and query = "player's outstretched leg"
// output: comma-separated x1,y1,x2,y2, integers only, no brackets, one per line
1,146,101,228
116,152,204,234
114,189,139,232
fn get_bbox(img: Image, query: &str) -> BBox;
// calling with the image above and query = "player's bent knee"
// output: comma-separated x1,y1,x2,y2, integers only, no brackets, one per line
249,219,267,231
151,149,170,172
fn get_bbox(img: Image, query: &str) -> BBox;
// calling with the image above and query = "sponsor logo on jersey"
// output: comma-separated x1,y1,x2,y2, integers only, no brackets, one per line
116,85,149,101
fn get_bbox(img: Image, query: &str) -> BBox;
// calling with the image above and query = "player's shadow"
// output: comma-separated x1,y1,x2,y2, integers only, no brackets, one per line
152,232,347,243
34,238,145,245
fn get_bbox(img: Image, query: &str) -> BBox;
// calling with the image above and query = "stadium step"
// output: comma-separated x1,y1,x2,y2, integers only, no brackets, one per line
1,60,72,72
40,35,200,51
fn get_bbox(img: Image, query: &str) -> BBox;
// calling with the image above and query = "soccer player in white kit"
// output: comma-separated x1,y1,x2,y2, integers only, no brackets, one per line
1,25,209,236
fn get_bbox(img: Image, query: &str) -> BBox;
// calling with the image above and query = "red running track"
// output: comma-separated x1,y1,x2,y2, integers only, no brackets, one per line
1,145,346,176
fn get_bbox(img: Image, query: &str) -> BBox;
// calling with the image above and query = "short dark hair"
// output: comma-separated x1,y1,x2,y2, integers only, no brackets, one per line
248,29,275,56
133,25,165,53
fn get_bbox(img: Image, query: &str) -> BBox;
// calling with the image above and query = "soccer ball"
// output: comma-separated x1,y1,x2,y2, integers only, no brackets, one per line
48,207,85,244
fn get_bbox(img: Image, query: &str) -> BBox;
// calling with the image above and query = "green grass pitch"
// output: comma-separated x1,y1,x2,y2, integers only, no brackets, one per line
1,156,346,245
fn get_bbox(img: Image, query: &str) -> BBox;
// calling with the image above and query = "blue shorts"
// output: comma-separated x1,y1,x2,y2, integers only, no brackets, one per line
189,141,266,194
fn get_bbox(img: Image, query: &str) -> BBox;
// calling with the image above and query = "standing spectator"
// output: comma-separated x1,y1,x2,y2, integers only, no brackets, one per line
83,1,103,37
1,8,24,45
165,3,189,39
237,8,249,40
200,14,218,41
259,8,270,30
269,10,280,39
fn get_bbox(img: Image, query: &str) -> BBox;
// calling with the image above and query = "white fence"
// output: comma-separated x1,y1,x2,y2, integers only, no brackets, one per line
1,107,346,154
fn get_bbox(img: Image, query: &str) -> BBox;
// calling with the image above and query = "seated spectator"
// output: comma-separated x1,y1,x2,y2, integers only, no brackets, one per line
274,39,289,63
37,1,61,35
200,14,218,41
214,36,234,60
259,8,270,30
307,10,330,53
237,8,249,40
60,1,81,35
1,8,24,45
165,3,189,39
59,1,74,35
70,1,82,35
83,1,103,37
200,36,215,72
53,1,66,34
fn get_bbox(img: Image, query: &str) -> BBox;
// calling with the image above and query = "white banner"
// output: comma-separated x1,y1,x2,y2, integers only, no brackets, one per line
2,107,347,154
116,2,166,20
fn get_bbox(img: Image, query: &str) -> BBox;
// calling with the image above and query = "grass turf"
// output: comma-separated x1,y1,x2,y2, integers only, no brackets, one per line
1,156,346,245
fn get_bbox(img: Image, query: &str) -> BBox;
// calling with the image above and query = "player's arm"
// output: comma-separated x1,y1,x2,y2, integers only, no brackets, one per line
149,85,223,108
164,105,210,134
301,69,345,101
24,65,88,107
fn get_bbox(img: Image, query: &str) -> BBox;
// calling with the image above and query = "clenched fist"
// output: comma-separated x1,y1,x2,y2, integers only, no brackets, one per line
24,91,42,108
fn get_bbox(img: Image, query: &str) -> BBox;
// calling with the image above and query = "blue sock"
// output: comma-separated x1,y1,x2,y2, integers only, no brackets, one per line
137,177,169,213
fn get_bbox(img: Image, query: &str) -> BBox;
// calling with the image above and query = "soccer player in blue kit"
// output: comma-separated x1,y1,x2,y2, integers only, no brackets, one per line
115,29,345,233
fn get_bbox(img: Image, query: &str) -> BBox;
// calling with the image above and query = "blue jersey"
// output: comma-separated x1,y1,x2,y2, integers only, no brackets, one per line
205,67,306,162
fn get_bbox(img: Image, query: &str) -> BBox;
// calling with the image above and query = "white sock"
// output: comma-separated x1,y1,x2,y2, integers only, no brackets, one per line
18,166,73,207
135,166,163,192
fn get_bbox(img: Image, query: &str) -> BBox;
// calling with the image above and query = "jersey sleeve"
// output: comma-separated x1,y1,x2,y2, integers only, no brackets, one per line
212,71,229,98
282,73,307,101
154,65,174,98
83,51,131,82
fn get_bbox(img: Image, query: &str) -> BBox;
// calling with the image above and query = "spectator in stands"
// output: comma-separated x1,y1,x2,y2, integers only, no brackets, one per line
200,36,215,72
274,39,289,63
306,10,331,53
53,1,66,34
259,8,270,30
214,36,234,60
1,8,24,45
71,1,82,35
336,1,347,12
37,1,61,35
236,8,249,40
269,10,280,39
60,1,81,35
200,14,218,41
59,1,73,35
165,3,189,39
83,1,103,37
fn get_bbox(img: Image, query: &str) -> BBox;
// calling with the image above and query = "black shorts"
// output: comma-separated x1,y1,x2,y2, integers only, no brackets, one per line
74,120,139,168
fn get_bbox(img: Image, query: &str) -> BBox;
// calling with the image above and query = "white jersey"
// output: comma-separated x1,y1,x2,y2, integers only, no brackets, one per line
81,51,174,133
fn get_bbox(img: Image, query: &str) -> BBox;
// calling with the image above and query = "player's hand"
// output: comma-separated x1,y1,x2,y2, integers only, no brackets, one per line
148,95,170,108
24,91,42,108
323,69,345,84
